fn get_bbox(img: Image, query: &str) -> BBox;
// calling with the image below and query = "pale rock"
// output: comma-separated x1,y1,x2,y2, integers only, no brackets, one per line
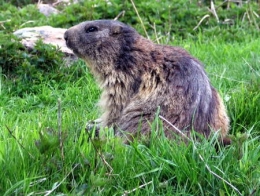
13,26,75,59
37,4,59,17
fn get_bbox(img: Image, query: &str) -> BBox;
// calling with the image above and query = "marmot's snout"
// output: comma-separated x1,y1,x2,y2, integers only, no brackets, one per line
64,30,71,48
64,30,77,54
64,31,68,43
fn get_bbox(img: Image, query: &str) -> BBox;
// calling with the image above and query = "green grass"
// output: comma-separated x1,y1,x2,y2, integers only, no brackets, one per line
1,36,259,195
1,0,260,195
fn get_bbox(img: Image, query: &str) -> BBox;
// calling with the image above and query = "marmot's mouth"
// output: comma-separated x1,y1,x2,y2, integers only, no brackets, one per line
65,40,77,54
65,43,76,52
65,42,74,51
71,48,83,58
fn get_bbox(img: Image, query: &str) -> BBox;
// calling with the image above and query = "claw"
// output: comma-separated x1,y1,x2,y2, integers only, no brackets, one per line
85,118,102,137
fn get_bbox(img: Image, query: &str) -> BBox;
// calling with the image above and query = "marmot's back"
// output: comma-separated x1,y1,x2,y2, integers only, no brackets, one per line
64,20,229,143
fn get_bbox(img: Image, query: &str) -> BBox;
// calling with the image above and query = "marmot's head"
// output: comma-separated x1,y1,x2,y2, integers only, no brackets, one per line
64,20,139,67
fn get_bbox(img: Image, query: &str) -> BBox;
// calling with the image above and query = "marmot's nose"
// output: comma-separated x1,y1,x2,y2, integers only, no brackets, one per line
64,31,68,42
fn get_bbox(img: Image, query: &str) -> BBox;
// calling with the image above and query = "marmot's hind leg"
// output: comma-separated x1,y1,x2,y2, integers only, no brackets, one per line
115,112,154,143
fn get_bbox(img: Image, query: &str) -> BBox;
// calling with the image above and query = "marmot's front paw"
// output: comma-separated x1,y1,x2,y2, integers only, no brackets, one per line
85,118,102,137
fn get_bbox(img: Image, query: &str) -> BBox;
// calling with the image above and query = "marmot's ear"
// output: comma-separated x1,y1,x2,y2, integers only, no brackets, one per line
111,25,123,34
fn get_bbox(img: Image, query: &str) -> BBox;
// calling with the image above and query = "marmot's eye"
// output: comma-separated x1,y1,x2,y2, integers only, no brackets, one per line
85,26,98,33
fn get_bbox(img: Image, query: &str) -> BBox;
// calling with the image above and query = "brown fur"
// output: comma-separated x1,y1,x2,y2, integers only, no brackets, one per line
64,20,230,143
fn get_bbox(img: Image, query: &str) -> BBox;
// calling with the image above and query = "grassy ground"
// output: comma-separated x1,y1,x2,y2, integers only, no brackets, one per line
1,36,259,195
1,1,260,195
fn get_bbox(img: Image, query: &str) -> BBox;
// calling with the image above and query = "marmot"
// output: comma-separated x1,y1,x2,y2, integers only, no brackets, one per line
64,20,230,143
